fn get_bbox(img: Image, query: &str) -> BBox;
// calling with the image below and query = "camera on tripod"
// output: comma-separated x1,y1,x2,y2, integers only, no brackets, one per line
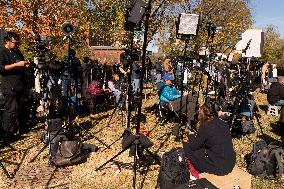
29,33,49,69
120,48,140,68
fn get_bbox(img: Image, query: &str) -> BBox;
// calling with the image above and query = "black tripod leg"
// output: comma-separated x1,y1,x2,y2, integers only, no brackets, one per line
0,160,10,178
106,94,124,127
91,135,109,149
133,144,138,189
29,128,64,163
29,140,50,163
101,135,123,152
95,147,129,171
254,105,264,136
0,142,16,151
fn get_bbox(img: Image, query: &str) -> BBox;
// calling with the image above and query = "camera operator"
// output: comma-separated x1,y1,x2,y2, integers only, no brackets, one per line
119,52,141,95
145,56,153,82
163,58,173,75
0,32,30,141
61,49,83,117
82,57,94,97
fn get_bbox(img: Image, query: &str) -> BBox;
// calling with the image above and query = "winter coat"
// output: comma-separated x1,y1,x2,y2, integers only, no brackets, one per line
157,82,181,104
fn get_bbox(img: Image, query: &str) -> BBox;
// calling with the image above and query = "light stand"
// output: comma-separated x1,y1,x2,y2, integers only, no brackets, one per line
173,13,200,139
95,1,160,189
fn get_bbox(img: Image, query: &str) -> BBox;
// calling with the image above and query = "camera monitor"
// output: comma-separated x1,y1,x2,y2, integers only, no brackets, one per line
177,13,200,38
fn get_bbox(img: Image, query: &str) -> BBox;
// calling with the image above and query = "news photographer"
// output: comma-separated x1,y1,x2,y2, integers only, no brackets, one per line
0,32,31,142
155,57,164,83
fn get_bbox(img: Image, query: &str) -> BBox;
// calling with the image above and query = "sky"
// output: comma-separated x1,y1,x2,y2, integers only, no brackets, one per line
147,0,284,53
253,0,284,38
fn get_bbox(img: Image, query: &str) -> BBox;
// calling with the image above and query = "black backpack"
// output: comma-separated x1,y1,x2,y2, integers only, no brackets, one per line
249,142,284,179
156,148,190,189
52,141,87,167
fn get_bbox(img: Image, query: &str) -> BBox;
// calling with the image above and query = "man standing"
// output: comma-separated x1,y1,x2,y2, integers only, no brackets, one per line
131,60,141,95
0,32,30,141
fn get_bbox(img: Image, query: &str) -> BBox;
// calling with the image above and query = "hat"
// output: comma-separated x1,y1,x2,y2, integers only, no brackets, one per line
163,73,174,81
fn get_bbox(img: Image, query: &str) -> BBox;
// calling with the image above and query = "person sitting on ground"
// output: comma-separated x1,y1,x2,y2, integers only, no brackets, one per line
108,72,125,106
158,73,196,124
183,102,236,176
267,75,284,106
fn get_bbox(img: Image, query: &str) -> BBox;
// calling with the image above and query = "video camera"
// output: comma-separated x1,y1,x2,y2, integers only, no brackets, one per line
28,33,49,69
120,48,140,68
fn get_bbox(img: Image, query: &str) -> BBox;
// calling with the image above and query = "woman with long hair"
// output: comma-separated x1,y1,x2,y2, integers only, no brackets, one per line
183,102,236,176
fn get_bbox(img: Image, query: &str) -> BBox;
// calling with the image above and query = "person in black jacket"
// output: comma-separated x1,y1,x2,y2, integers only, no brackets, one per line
183,102,236,176
267,75,284,106
0,32,30,141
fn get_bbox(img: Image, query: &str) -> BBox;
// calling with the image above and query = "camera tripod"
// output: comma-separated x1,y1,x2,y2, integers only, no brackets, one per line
0,142,13,178
29,36,108,164
229,59,264,137
0,160,10,178
96,2,160,188
29,64,68,163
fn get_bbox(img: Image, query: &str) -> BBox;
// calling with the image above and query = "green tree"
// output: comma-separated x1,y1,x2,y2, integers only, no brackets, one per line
261,24,283,62
155,0,253,56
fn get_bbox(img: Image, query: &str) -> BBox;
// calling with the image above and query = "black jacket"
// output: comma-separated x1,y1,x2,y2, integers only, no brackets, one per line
267,82,284,105
0,46,25,93
183,118,236,176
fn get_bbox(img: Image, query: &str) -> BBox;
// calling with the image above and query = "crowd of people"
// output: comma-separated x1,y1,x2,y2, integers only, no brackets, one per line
0,31,283,184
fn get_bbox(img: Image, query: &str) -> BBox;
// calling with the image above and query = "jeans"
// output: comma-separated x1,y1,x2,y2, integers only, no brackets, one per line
240,99,255,118
132,79,140,94
113,91,122,104
155,74,162,83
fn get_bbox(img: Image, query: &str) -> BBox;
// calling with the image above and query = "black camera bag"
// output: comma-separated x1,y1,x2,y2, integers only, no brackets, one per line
52,141,87,167
156,148,190,189
249,143,284,179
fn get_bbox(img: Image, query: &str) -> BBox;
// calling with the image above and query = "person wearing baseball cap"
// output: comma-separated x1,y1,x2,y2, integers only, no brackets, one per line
157,73,196,124
158,73,180,104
